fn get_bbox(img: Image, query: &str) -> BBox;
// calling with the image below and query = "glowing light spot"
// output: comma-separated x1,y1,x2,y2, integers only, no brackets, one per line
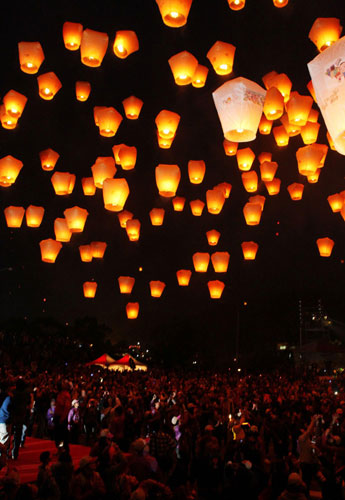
43,88,51,95
170,11,179,18
179,74,187,80
219,64,228,70
269,110,276,115
26,62,33,68
163,128,170,135
117,44,124,53
237,128,243,133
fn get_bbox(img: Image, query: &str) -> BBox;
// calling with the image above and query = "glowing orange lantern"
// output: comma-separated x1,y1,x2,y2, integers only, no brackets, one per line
262,70,278,90
122,96,143,119
96,107,123,137
155,110,180,139
126,302,139,319
258,152,272,164
150,281,166,298
112,144,125,164
215,182,232,198
309,18,342,52
92,157,116,188
0,155,23,187
54,218,72,242
207,41,236,76
296,144,324,176
241,171,258,193
243,202,262,225
206,230,221,246
206,189,225,214
118,276,135,294
3,90,27,119
273,0,289,7
26,206,44,228
301,121,320,145
168,51,198,85
91,241,107,259
103,178,130,212
83,282,97,298
316,237,334,257
286,92,313,127
37,72,62,100
82,177,96,196
265,178,281,196
228,0,245,11
157,133,174,149
51,172,74,195
40,239,62,263
79,245,93,262
176,269,192,286
287,183,304,201
263,87,284,120
126,219,141,241
211,252,230,273
64,206,88,233
249,195,266,211
308,109,319,123
4,206,24,228
270,73,292,102
80,29,108,67
260,161,277,182
208,280,225,299
236,148,255,172
223,139,238,156
113,31,139,59
192,65,209,88
0,105,18,129
273,125,289,146
241,241,258,260
150,208,165,226
193,252,210,272
63,22,83,50
328,194,343,213
39,149,59,172
118,210,133,228
155,0,193,28
18,41,44,74
188,160,205,184
155,164,181,197
280,114,301,137
119,146,137,171
259,115,273,135
172,196,185,212
307,169,321,184
76,81,91,102
190,199,205,216
93,106,106,126
68,174,76,195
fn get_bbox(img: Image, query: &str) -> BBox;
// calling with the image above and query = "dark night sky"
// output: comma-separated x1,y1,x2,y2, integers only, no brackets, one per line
1,0,345,354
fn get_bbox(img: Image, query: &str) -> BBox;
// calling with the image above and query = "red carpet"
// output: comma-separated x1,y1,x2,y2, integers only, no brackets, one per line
0,437,90,484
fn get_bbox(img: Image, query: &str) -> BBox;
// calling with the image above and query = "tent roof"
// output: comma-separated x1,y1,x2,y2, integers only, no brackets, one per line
86,353,117,366
115,354,146,366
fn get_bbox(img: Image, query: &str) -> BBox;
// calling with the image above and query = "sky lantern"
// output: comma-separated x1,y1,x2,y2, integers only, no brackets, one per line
176,269,192,286
241,171,258,193
37,72,62,100
0,105,18,129
4,206,24,227
155,164,181,197
193,252,210,272
263,87,284,120
150,208,165,226
155,110,180,139
259,115,273,135
83,282,97,298
206,229,221,246
79,245,93,262
206,188,226,214
119,146,137,170
126,302,139,319
280,114,301,137
122,95,143,119
51,172,74,195
103,178,130,212
316,237,334,257
287,183,304,201
75,81,91,101
208,280,225,299
236,148,255,171
260,161,278,182
39,149,59,171
309,18,342,52
157,132,174,149
118,276,135,294
150,280,166,298
192,64,208,88
172,196,185,212
188,160,206,184
63,22,83,50
112,144,125,164
215,182,232,198
93,106,106,127
18,41,44,74
211,252,230,272
308,109,319,123
269,73,292,102
213,77,266,142
307,169,320,183
262,70,278,90
301,121,320,145
273,0,289,7
91,241,107,259
96,107,123,137
26,206,44,228
92,157,117,188
286,92,313,127
155,0,193,27
273,125,289,146
327,194,343,213
296,144,324,176
80,29,108,67
227,0,245,11
241,241,258,260
113,31,139,59
126,219,141,241
0,155,23,187
3,90,27,119
40,239,62,263
258,152,272,164
265,178,281,196
168,51,198,85
249,195,266,211
243,202,262,225
67,174,76,194
190,199,205,216
63,206,88,233
54,218,72,242
118,210,133,228
223,139,238,156
207,41,236,76
82,177,96,196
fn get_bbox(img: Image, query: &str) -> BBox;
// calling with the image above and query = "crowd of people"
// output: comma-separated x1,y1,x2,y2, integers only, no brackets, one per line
0,362,345,499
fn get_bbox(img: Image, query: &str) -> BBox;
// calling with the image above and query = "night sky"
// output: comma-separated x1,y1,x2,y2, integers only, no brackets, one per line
1,0,345,356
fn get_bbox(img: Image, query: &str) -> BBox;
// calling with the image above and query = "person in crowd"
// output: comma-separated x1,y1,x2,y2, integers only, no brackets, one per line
68,399,81,444
70,455,106,500
54,382,71,452
36,450,59,500
0,384,12,461
11,378,31,460
46,400,56,441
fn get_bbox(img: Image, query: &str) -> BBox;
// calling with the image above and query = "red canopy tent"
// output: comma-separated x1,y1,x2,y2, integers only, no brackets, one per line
108,354,147,371
86,353,116,367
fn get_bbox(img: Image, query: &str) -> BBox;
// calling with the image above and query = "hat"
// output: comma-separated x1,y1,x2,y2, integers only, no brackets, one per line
79,456,97,469
100,429,114,439
171,415,180,426
131,438,146,453
288,472,304,487
72,399,79,406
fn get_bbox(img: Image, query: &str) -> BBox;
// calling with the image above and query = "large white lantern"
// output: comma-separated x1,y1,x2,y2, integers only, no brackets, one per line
308,36,345,155
212,77,266,142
